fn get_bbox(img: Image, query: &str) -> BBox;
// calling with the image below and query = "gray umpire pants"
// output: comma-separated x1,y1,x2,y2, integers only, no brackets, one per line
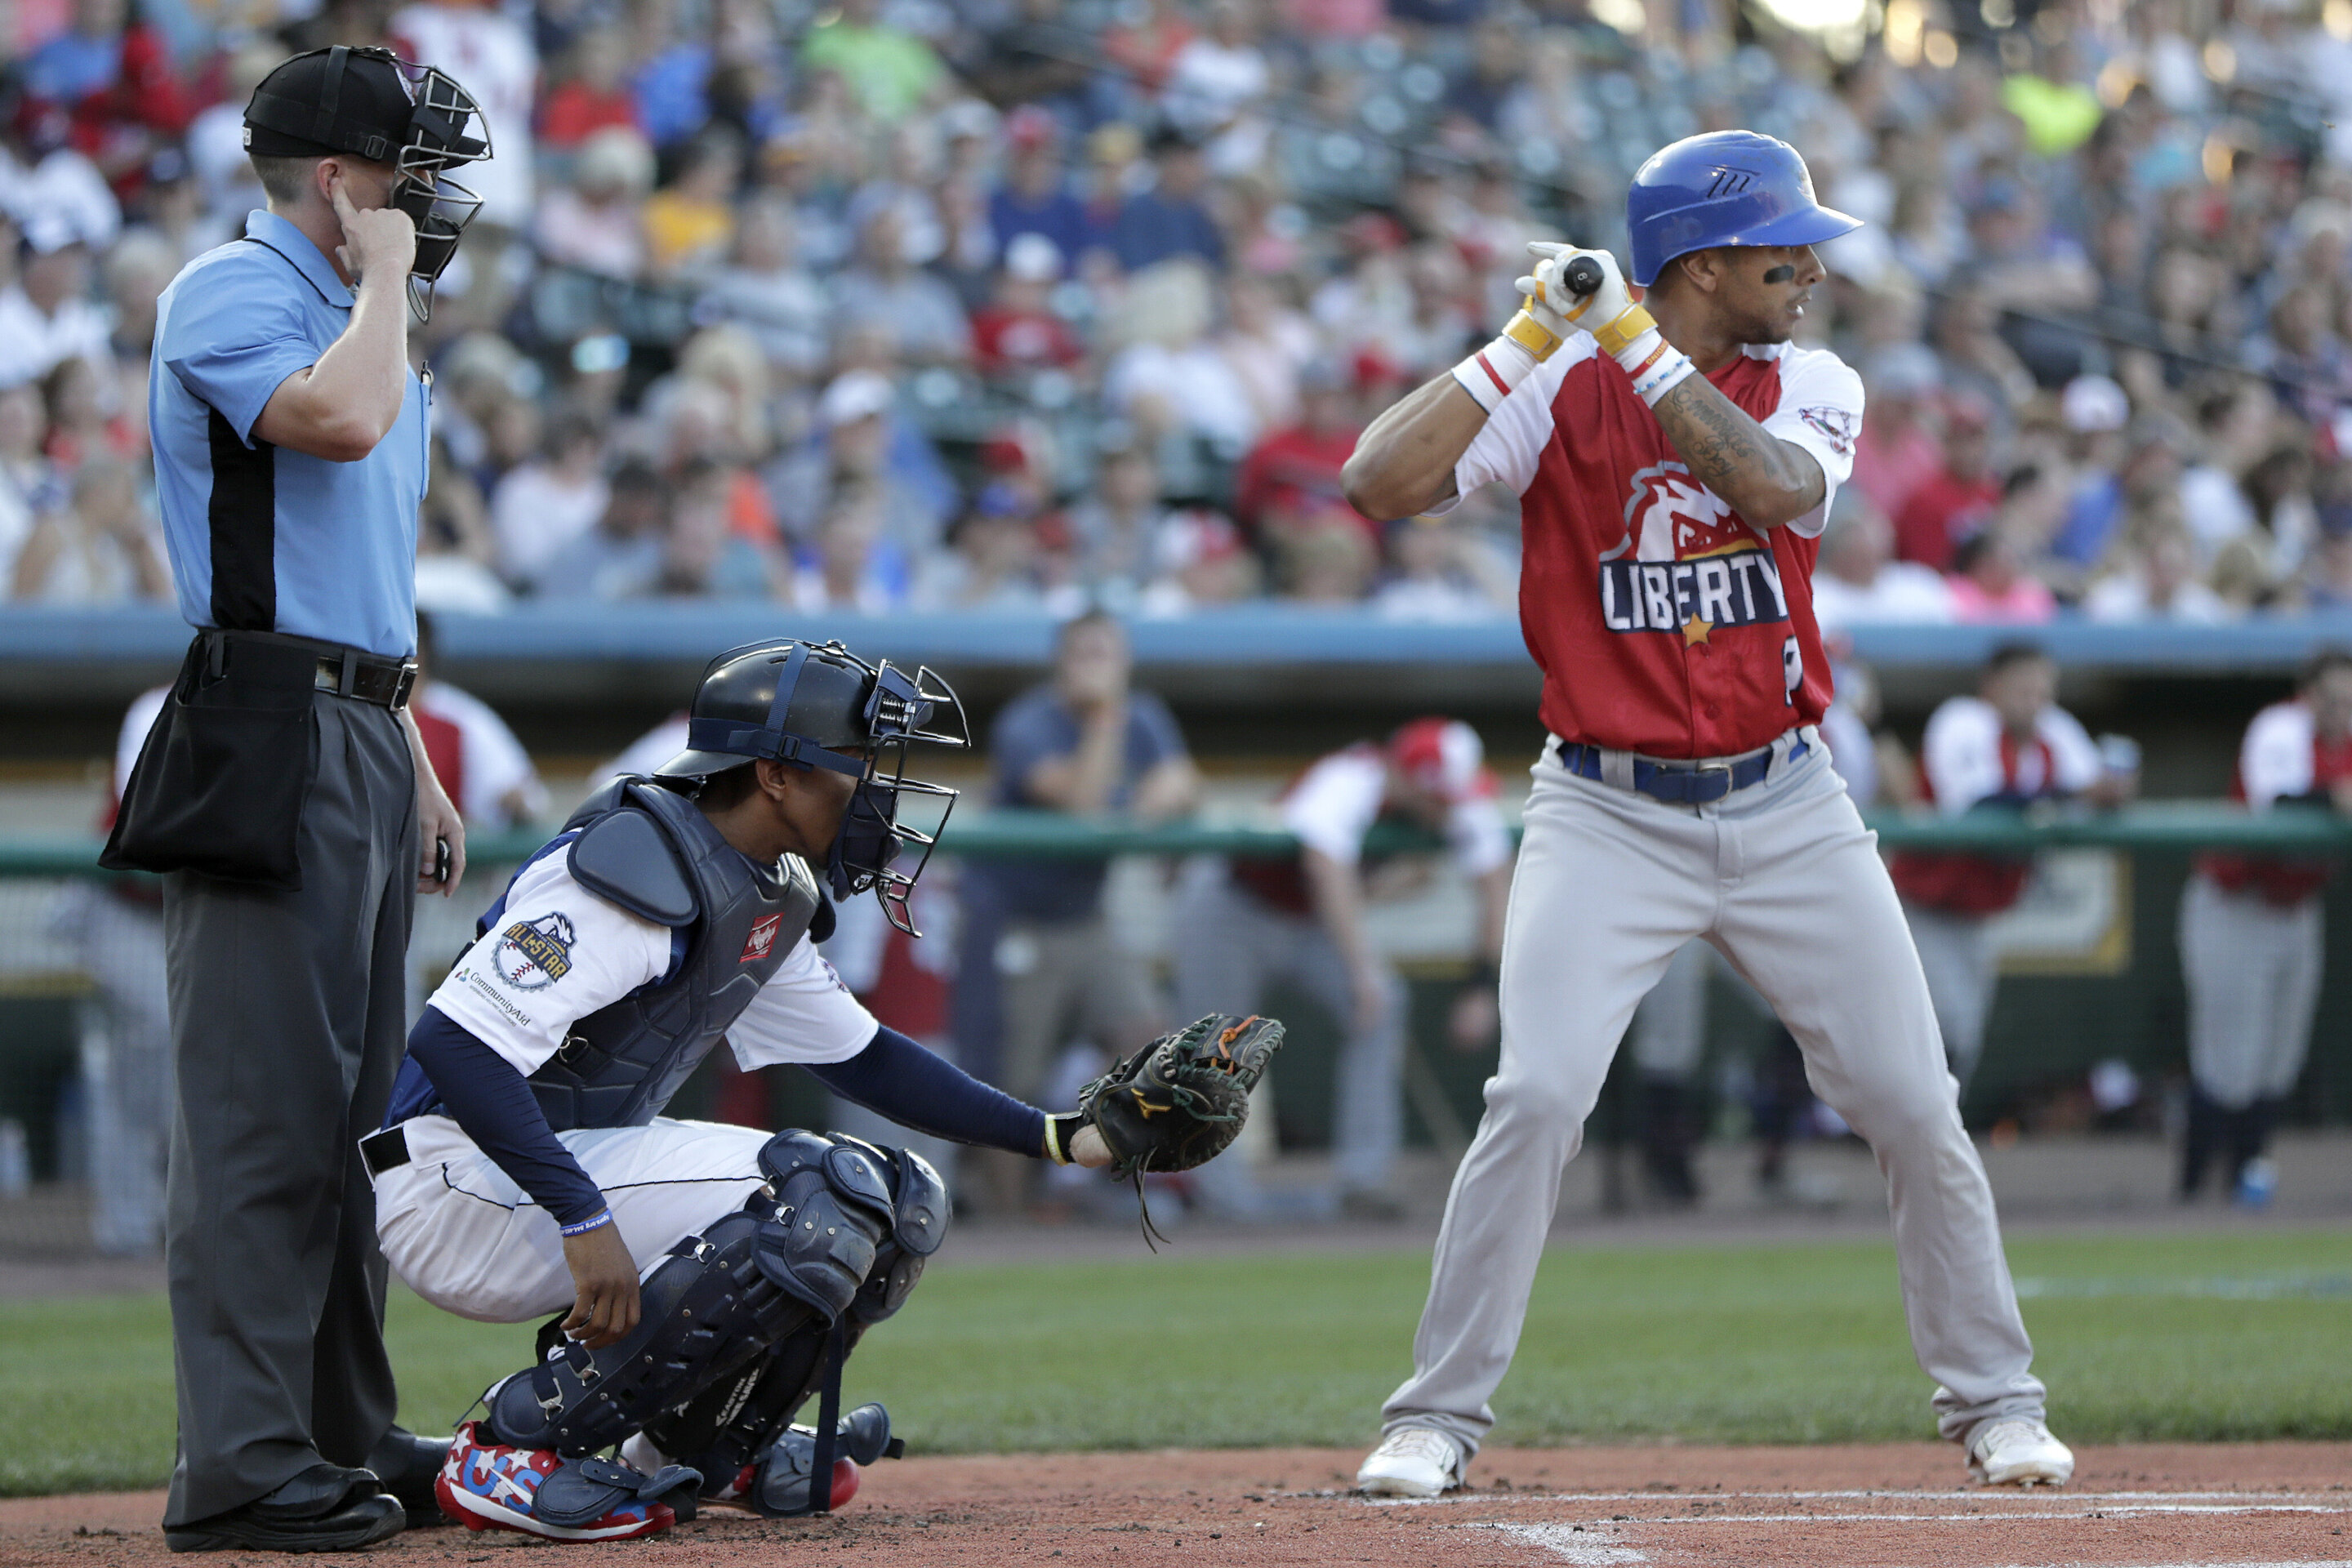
162,693,417,1526
2179,873,2324,1109
1383,737,2045,1454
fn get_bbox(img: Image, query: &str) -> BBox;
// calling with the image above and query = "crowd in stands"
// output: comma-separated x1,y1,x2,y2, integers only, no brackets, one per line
7,0,2352,622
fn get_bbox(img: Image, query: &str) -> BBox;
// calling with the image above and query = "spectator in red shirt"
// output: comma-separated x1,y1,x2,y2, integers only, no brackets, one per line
1894,391,2001,570
970,234,1085,380
538,27,642,149
1232,358,1372,546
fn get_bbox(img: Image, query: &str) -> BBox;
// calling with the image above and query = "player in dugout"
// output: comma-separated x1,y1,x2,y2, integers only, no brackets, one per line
2176,645,2352,1207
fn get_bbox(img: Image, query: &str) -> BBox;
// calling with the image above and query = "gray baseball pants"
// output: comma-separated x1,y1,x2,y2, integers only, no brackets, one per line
1903,902,2000,1089
52,885,173,1255
2178,873,2323,1109
162,693,416,1526
1382,733,2046,1453
1174,870,1405,1202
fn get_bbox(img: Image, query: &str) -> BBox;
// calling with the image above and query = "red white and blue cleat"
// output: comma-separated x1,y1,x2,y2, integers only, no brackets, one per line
434,1422,702,1541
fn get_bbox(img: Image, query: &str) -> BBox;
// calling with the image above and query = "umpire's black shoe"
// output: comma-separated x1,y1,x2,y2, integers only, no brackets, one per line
366,1428,456,1529
163,1463,404,1553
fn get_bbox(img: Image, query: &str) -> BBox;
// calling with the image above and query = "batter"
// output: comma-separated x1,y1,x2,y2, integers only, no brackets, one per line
1340,130,2069,1497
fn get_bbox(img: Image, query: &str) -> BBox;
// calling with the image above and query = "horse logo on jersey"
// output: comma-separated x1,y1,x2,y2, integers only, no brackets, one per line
1596,461,1791,646
493,913,577,990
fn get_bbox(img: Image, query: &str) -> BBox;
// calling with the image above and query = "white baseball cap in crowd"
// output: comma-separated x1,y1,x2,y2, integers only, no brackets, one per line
1004,231,1064,282
2061,374,2129,434
819,368,896,427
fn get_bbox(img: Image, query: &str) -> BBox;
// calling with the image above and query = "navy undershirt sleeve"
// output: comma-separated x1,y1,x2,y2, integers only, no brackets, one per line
404,1006,610,1227
807,1027,1046,1157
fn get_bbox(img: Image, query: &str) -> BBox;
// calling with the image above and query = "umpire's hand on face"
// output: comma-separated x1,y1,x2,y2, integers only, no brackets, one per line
561,1223,642,1349
329,170,416,289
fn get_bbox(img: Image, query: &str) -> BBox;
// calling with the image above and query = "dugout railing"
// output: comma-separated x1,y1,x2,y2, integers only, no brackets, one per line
2,804,2349,1244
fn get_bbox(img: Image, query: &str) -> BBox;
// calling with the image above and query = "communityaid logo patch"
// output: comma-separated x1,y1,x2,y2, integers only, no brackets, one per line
741,914,784,964
1597,461,1791,640
494,913,577,990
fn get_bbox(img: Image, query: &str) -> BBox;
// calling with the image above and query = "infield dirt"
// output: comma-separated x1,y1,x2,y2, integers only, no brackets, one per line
4,1443,2346,1568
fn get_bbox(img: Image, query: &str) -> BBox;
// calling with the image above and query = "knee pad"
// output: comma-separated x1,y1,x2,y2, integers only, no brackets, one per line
752,1130,896,1321
484,1209,816,1456
848,1142,948,1328
644,1141,950,1472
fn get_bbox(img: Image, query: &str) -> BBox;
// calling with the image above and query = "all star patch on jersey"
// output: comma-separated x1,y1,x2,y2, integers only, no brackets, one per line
494,913,577,990
1797,404,1859,457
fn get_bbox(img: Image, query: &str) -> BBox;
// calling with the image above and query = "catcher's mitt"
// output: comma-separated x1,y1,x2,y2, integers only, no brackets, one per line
1073,1014,1283,1235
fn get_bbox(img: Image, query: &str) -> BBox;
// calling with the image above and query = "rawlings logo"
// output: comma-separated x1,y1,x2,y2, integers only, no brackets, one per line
493,914,576,991
1797,405,1859,458
740,915,783,964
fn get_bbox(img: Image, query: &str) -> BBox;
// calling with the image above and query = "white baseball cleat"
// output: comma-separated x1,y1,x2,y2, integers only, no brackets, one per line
1355,1426,1465,1498
1967,1417,2075,1487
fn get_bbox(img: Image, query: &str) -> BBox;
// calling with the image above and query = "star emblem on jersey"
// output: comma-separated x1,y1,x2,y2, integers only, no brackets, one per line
741,914,784,964
493,913,577,991
1682,614,1713,646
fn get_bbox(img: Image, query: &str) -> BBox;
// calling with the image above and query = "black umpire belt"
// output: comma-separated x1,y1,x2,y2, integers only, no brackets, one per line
314,647,418,708
1552,732,1809,806
359,1123,412,1176
199,628,420,709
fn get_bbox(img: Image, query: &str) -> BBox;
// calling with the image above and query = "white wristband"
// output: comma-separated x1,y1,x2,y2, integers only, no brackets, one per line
1613,327,1696,407
1450,334,1539,415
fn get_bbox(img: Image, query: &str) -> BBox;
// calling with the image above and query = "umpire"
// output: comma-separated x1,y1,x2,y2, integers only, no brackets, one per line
100,45,492,1553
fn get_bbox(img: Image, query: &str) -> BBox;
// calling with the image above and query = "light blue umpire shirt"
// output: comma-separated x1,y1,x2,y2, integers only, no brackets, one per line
150,207,428,660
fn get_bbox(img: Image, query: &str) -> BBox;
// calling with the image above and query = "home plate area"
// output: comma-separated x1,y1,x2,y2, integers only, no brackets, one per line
3,1442,2346,1565
1358,1442,2352,1568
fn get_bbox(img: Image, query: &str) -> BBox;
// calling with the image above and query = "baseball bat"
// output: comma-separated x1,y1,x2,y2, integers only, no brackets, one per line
1561,255,1605,298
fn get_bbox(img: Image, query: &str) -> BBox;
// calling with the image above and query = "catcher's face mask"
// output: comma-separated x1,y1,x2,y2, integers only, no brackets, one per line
671,639,967,938
826,660,966,937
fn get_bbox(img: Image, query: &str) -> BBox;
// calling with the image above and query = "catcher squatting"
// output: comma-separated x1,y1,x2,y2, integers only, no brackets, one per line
362,638,1281,1541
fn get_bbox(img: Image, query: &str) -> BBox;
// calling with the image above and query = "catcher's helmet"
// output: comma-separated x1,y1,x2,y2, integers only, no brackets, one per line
1625,130,1860,287
655,639,967,935
243,45,491,318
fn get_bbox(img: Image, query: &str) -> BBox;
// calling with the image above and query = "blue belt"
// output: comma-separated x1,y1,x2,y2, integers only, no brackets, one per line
1552,733,1808,806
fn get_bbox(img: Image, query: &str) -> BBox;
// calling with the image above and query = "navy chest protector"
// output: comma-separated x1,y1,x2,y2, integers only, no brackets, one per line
528,778,825,1132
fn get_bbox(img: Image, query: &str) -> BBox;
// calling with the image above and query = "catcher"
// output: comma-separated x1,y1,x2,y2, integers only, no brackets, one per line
361,638,1281,1541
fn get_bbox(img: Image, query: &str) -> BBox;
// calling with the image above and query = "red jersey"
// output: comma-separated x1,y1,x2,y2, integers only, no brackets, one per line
1892,467,1999,571
1447,337,1864,759
1888,695,2103,916
1235,424,1370,540
2197,700,2352,906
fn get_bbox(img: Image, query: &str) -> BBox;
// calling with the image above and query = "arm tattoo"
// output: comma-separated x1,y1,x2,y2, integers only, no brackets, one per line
1649,373,1827,528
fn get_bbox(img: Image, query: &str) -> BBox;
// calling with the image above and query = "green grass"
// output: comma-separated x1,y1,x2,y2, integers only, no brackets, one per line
6,1228,2348,1496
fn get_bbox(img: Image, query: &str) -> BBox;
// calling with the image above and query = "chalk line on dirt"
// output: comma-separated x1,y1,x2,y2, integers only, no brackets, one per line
1460,1522,1648,1564
1366,1489,2350,1508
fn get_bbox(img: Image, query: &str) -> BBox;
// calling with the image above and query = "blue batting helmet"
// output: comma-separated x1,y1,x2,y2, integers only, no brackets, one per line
1625,130,1861,287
